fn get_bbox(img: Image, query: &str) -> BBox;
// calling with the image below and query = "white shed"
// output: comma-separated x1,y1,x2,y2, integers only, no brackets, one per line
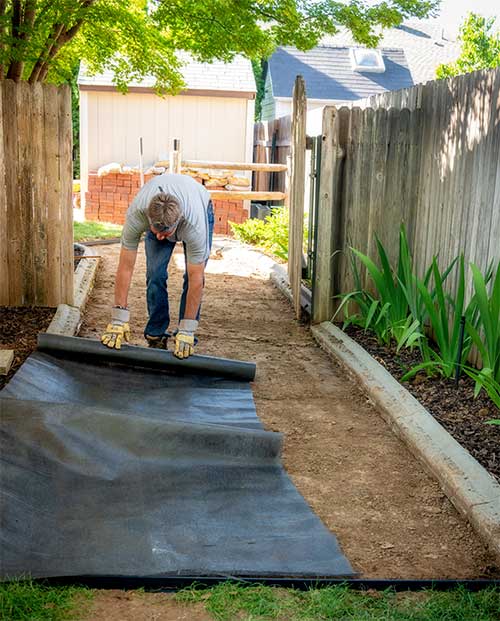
78,55,256,208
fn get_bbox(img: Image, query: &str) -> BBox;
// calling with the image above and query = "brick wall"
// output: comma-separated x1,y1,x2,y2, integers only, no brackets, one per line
84,172,247,235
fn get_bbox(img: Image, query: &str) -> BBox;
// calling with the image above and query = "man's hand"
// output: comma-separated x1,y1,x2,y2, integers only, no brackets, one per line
174,319,198,359
101,307,131,350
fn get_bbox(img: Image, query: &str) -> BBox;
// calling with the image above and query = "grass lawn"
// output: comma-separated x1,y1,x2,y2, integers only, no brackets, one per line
176,582,500,621
0,580,91,621
1,581,499,620
73,220,122,242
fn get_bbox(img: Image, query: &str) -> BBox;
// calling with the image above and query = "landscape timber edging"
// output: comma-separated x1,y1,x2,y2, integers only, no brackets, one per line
46,245,100,337
311,321,500,563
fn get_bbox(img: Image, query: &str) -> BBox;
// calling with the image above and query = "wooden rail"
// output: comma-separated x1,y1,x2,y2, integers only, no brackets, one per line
183,159,288,172
208,190,286,201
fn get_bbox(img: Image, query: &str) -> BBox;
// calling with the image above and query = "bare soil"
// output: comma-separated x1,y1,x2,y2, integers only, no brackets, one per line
79,240,500,584
76,590,211,621
344,325,500,483
0,306,55,390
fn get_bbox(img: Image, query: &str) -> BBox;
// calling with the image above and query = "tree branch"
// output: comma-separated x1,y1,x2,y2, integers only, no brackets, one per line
29,0,98,82
28,21,65,82
6,1,25,80
0,0,8,79
11,0,21,37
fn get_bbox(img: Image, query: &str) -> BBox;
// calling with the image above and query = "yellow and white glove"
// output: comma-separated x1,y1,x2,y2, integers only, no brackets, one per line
174,319,198,359
101,307,130,350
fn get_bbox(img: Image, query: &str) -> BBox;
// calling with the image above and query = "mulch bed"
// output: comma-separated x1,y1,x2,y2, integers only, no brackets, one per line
343,324,500,483
0,307,55,391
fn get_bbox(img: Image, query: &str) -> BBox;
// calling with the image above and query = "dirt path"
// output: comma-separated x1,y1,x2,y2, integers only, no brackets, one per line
79,240,499,584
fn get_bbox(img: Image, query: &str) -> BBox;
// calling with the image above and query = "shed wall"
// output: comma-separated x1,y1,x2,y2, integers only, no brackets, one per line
82,91,250,171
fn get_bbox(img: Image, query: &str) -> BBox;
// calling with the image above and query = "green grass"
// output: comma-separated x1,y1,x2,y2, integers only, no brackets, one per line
0,580,91,621
73,220,122,242
2,582,499,620
176,582,500,621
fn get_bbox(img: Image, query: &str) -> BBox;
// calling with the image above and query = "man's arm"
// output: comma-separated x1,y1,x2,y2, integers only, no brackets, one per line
184,262,205,319
174,261,205,359
101,247,137,349
115,247,138,307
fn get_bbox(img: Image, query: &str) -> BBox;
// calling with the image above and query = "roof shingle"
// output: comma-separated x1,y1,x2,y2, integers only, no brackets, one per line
268,46,413,101
78,53,256,93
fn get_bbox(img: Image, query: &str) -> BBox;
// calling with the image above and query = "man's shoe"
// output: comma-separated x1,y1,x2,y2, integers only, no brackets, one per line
145,334,169,349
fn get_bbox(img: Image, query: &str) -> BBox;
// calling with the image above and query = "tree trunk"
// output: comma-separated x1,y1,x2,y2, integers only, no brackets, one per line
6,0,37,81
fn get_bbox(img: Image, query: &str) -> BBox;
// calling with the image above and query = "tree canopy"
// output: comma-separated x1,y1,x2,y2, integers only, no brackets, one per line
436,12,500,79
0,0,440,91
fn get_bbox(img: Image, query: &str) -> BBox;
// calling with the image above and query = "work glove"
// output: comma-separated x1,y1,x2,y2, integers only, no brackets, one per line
174,319,198,359
101,307,130,350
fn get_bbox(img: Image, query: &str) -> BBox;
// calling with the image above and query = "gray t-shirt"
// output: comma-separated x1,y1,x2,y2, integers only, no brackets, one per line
121,173,211,264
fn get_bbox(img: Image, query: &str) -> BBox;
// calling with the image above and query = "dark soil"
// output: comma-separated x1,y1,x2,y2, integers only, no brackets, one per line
0,307,55,390
343,324,500,483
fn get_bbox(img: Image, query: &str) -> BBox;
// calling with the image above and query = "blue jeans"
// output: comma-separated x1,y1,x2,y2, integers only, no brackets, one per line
144,202,214,337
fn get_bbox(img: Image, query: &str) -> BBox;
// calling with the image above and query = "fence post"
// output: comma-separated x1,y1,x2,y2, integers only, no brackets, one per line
288,75,307,319
312,107,345,323
0,80,73,306
170,138,182,174
0,82,7,305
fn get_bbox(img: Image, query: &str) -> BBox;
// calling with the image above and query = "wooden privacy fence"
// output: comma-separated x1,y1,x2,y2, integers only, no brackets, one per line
297,67,500,325
253,116,291,193
0,80,73,307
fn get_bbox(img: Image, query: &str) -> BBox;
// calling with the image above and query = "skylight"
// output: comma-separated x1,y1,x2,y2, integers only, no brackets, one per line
349,48,385,73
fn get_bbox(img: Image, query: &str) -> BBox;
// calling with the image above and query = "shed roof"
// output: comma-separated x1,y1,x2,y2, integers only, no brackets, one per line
78,53,256,94
268,45,413,101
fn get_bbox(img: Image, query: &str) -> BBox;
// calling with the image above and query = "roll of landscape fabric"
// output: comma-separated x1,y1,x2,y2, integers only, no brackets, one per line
37,333,256,382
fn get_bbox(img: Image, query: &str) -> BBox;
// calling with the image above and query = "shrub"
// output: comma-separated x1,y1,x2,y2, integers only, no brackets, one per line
230,208,296,262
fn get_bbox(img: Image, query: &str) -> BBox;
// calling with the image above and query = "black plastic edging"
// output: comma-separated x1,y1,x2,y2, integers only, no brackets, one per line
31,576,500,592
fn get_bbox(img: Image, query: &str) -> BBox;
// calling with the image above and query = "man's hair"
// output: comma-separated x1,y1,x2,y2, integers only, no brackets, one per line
147,193,182,230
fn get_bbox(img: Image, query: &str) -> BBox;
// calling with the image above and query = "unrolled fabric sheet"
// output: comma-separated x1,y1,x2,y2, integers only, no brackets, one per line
0,336,354,580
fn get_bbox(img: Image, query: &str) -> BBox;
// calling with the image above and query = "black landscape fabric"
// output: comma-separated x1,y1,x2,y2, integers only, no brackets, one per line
0,335,354,580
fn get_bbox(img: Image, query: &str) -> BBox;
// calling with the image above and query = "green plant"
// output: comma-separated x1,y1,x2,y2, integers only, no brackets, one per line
436,13,500,79
230,208,296,262
467,261,500,384
402,256,479,380
464,366,500,412
230,217,269,246
336,228,424,349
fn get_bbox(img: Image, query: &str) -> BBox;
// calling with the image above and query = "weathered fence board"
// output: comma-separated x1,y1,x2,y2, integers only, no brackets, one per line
289,76,307,319
253,116,291,193
309,68,500,331
0,86,7,303
312,108,345,322
0,80,73,306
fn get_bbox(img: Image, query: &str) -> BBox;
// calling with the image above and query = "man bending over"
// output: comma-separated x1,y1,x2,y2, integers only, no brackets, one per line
101,173,214,359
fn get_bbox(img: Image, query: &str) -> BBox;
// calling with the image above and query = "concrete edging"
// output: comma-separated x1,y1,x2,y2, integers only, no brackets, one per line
256,246,500,562
46,245,100,337
312,321,500,562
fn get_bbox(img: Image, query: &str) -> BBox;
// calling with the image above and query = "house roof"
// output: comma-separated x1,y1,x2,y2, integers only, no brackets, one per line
268,45,413,102
78,53,256,95
323,18,461,85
